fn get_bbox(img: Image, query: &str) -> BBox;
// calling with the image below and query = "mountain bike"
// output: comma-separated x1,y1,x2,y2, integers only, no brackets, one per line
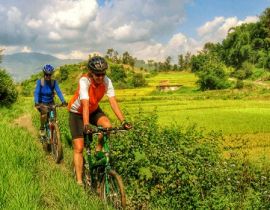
38,104,65,164
81,126,127,209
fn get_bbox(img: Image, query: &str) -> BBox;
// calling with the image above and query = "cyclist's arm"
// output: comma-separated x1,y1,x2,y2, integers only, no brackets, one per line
105,77,125,122
34,80,41,104
80,77,90,126
81,99,90,125
54,81,66,103
108,96,125,123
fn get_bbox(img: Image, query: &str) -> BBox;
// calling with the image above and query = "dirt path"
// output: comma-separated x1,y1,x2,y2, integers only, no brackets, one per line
13,114,37,136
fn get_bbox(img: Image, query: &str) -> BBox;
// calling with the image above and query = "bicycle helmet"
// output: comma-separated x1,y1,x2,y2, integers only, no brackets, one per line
88,56,108,74
43,64,54,75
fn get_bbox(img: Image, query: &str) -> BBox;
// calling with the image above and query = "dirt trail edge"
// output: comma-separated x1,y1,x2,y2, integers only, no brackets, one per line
14,113,37,136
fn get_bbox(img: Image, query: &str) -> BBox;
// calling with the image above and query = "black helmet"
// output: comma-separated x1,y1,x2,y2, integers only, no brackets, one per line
88,56,108,74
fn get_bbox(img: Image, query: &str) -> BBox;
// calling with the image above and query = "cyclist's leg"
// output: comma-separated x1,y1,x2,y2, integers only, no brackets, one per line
96,116,112,152
73,138,84,184
90,107,111,152
39,104,48,136
69,112,84,184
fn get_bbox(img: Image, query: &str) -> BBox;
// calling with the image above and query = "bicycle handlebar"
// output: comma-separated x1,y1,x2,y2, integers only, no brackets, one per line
36,104,67,109
85,126,128,135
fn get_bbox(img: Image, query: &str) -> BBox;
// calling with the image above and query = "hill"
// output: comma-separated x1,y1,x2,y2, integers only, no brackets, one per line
0,52,82,82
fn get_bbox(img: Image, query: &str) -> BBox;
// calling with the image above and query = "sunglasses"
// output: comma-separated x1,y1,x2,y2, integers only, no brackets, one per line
44,74,52,77
93,73,105,77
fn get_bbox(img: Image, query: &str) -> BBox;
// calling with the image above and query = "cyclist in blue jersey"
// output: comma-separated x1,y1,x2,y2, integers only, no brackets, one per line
34,64,67,137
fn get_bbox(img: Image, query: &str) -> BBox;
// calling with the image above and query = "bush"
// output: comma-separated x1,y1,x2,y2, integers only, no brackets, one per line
59,66,69,81
130,73,147,87
0,69,18,106
108,64,127,82
107,113,270,209
196,58,230,90
233,61,254,80
235,79,244,89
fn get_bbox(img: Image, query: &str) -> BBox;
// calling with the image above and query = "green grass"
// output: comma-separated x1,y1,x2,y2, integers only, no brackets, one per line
146,71,197,87
8,70,270,208
100,96,270,135
0,98,105,210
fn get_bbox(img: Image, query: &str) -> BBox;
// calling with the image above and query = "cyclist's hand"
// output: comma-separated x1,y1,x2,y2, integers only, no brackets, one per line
84,124,92,134
35,103,40,109
61,101,68,107
121,120,132,130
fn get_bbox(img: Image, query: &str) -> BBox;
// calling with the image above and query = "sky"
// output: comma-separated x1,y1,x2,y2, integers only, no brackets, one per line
0,0,269,62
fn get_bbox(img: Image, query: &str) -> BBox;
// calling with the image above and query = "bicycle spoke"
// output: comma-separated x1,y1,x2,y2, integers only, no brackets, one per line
100,170,126,209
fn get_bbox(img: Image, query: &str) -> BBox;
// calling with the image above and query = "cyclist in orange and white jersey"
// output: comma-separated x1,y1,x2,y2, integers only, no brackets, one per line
68,56,131,185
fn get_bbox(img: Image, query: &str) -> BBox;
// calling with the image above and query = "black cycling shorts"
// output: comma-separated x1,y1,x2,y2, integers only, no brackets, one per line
69,106,106,139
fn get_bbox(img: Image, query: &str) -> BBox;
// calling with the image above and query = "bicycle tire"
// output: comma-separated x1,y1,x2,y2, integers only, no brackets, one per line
100,169,126,209
83,160,93,193
51,123,63,163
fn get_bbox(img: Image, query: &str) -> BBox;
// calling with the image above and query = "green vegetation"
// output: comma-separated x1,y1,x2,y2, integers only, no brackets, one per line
3,68,270,209
0,69,18,106
108,113,270,209
0,50,18,106
3,6,270,209
0,98,106,209
189,8,270,90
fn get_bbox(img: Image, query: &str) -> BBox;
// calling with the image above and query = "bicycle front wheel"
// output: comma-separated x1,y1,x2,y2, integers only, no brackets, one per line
51,123,63,163
100,169,126,209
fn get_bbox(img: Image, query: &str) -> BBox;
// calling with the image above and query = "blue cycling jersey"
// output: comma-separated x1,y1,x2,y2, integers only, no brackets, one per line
34,79,65,104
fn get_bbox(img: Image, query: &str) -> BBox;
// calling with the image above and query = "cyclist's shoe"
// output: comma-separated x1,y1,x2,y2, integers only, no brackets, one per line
39,129,45,137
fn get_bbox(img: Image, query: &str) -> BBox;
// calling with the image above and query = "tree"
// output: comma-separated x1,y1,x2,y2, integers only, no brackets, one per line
106,48,114,60
260,7,270,36
147,60,154,69
109,64,127,82
178,54,185,71
195,56,230,90
0,49,3,63
0,69,18,106
112,50,119,63
122,51,130,64
190,53,209,73
184,52,192,70
131,73,147,87
164,56,172,71
59,66,69,81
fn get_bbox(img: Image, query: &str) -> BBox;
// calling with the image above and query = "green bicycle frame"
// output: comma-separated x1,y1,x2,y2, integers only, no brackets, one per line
84,128,111,188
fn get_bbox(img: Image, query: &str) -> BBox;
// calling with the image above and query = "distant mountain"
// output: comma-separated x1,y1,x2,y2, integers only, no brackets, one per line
0,52,82,82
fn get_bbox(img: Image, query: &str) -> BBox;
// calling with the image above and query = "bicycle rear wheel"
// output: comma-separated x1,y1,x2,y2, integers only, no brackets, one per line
100,169,126,209
51,123,63,163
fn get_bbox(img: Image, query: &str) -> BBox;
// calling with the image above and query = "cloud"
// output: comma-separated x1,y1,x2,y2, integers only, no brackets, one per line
7,6,21,23
27,19,43,29
197,17,225,37
44,0,98,29
196,15,259,45
48,32,62,41
0,0,262,63
112,23,150,42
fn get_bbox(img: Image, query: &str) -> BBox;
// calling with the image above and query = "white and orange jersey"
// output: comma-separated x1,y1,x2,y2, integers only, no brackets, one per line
68,74,115,114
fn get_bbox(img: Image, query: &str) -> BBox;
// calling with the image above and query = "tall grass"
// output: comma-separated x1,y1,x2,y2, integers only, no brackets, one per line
0,97,104,210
